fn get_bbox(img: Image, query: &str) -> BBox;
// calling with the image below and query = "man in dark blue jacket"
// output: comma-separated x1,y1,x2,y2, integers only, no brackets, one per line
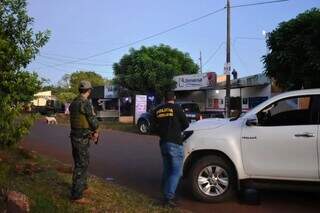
151,91,189,207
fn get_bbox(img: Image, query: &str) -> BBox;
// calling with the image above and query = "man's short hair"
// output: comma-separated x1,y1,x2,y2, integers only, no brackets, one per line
165,91,175,102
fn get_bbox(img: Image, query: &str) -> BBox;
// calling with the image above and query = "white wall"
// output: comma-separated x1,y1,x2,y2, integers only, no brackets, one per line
206,85,271,110
241,85,271,98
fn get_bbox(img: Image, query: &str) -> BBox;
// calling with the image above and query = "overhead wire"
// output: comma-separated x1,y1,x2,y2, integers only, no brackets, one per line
202,37,265,69
36,0,290,71
202,0,289,68
32,61,114,73
232,42,250,72
40,52,112,64
234,37,264,41
39,54,113,66
203,42,225,67
231,0,289,9
32,62,72,73
37,7,226,70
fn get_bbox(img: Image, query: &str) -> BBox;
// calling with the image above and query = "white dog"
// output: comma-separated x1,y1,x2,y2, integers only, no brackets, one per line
45,116,58,125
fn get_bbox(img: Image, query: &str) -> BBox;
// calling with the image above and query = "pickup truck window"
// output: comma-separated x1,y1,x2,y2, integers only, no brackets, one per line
257,95,316,126
310,95,320,124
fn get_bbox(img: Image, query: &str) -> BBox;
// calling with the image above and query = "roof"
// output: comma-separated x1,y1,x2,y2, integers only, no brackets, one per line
201,73,271,90
34,91,52,97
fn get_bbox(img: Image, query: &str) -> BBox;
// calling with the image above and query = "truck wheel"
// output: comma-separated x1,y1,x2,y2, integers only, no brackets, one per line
188,155,236,202
138,120,149,134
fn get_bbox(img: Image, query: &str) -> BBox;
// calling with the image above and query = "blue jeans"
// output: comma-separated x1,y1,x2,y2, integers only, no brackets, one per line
160,142,184,200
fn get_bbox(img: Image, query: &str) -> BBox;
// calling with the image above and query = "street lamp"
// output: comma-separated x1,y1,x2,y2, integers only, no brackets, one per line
262,30,270,54
262,30,267,37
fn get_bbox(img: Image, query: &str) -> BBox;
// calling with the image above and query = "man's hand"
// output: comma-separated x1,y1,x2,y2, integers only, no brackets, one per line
91,131,99,144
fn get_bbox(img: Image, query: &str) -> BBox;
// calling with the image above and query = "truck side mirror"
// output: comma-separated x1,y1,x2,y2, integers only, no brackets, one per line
246,118,258,126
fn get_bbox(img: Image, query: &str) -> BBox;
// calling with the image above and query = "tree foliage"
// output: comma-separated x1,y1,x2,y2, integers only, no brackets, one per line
263,8,320,90
45,71,106,103
57,73,71,89
113,44,199,97
0,0,50,146
69,71,105,94
56,92,77,103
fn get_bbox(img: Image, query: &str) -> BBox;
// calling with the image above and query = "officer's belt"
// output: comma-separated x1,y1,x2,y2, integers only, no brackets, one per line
70,129,91,138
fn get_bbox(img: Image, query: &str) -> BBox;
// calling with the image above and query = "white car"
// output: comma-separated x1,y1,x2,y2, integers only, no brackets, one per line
183,89,320,202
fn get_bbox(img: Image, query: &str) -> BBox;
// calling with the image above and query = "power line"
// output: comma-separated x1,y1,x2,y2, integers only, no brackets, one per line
38,0,289,71
231,0,289,9
234,36,264,41
203,36,264,68
232,42,250,72
231,36,267,73
39,54,113,66
31,62,70,72
232,36,265,48
32,61,114,73
203,42,225,67
40,52,112,64
39,7,226,69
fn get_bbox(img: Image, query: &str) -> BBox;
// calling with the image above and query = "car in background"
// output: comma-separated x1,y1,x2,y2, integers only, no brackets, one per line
137,102,202,134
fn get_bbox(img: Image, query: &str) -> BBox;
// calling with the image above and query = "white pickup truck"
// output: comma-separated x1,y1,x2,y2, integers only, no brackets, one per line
183,89,320,202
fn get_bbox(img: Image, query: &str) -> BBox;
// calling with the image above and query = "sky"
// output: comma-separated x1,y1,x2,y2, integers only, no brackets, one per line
26,0,320,84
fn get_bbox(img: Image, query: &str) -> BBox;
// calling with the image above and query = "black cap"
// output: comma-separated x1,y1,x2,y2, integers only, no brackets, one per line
165,91,175,102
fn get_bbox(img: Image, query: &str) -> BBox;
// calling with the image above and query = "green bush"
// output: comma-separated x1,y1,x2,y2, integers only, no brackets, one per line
0,97,36,147
0,0,50,146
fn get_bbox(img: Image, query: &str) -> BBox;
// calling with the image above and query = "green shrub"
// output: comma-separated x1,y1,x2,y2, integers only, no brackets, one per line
0,96,36,147
0,0,49,146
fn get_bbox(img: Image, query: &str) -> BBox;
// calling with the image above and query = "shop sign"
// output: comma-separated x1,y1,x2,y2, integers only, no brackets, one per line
135,95,147,124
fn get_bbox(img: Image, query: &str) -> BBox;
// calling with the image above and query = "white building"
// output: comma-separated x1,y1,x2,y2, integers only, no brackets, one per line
31,91,54,106
174,73,278,117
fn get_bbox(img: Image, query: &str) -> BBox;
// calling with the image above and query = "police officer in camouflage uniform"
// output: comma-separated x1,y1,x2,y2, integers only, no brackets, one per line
69,80,99,203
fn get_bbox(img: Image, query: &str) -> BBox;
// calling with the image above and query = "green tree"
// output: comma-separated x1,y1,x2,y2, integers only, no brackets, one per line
0,0,50,146
57,73,71,89
56,92,77,103
263,8,320,90
113,44,199,97
69,71,105,93
47,72,107,103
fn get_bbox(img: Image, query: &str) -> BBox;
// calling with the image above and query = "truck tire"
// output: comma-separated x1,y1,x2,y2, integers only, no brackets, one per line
188,155,236,202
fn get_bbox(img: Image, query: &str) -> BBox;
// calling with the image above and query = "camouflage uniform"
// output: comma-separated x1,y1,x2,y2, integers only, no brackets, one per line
69,81,99,200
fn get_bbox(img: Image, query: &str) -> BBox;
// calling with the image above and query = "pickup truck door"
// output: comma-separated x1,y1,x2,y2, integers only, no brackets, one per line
318,124,320,179
241,95,319,180
314,96,320,178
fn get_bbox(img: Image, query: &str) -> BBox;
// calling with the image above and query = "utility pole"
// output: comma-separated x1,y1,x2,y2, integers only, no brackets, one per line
225,0,231,118
199,51,203,73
